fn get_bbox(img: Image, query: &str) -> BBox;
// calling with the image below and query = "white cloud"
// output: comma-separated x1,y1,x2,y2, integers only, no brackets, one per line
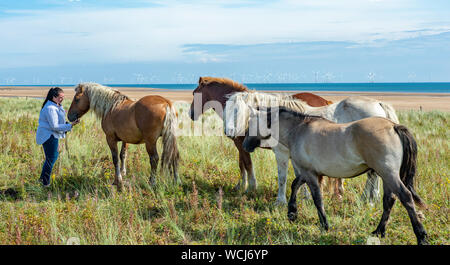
0,0,448,68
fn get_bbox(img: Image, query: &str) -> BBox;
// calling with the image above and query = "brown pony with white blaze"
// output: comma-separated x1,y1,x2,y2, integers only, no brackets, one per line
188,76,334,195
243,107,428,245
67,83,180,190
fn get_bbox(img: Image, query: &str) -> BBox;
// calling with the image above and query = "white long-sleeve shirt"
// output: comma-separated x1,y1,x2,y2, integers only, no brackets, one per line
36,100,72,145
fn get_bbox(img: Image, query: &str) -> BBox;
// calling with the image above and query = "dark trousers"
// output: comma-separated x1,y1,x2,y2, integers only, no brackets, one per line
39,135,59,186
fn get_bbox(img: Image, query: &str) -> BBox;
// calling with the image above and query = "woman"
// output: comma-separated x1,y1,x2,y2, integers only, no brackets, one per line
36,87,79,187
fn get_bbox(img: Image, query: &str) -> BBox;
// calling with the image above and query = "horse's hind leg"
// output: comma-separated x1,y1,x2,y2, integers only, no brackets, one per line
372,183,396,238
145,139,159,185
305,173,329,230
120,142,128,176
362,170,380,203
395,182,428,244
376,171,428,244
333,178,343,200
106,136,123,191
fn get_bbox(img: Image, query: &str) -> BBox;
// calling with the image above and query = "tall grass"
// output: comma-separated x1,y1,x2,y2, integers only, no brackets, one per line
0,97,448,245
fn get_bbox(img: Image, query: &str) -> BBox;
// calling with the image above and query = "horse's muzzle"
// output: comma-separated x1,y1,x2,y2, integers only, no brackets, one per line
189,108,198,121
243,137,260,153
67,112,78,122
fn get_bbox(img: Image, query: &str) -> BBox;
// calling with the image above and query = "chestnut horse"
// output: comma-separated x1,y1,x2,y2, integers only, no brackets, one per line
67,83,180,190
189,77,334,196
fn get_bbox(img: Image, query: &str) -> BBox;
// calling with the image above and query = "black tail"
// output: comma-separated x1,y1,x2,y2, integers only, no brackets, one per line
394,125,426,208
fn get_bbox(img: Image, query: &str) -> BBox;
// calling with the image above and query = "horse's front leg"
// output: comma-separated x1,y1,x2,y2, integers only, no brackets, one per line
233,137,257,192
274,147,290,205
288,166,306,221
233,150,248,191
106,136,123,191
120,142,128,176
245,161,257,192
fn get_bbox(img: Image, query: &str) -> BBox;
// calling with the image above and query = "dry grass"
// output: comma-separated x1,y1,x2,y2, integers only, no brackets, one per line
0,97,448,245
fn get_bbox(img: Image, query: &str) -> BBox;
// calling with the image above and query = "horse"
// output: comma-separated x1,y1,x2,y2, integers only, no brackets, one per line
224,92,399,204
188,76,333,194
67,82,180,191
243,107,428,245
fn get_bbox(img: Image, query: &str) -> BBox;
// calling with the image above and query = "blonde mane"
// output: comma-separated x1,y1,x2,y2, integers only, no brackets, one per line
75,82,130,119
200,77,249,92
224,91,308,137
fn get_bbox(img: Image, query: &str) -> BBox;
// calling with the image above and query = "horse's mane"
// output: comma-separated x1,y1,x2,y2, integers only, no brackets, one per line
75,82,130,119
277,107,326,124
226,92,307,113
200,77,248,92
224,91,309,137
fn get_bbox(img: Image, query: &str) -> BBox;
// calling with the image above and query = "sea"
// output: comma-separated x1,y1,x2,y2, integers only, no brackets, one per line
106,82,450,93
7,82,450,93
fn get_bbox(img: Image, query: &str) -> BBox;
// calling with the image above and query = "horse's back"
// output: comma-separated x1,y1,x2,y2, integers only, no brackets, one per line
292,92,332,107
333,96,386,122
348,117,403,171
291,120,368,177
134,95,173,137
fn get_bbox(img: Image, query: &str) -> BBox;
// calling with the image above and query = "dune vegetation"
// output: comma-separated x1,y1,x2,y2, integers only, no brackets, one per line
0,97,448,245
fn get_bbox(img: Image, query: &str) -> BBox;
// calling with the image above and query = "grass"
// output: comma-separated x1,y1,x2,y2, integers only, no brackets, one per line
0,97,448,245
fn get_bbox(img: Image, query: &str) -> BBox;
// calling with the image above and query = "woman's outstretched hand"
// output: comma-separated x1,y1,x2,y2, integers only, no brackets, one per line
71,119,80,126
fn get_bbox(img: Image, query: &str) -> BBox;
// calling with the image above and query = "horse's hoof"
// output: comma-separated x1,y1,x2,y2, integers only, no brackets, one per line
334,194,343,201
288,212,297,222
372,229,385,238
244,186,257,195
149,177,156,186
417,234,429,245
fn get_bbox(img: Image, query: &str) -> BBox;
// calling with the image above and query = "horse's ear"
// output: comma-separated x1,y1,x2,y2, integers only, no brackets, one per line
199,77,205,85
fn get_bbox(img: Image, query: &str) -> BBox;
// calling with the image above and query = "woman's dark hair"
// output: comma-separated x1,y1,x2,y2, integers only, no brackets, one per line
42,87,64,109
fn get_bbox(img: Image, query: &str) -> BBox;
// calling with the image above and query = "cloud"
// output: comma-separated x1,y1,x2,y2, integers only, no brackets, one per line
0,0,449,69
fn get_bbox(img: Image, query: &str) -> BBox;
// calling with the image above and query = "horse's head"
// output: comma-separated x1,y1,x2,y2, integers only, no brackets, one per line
189,77,212,121
189,77,248,121
243,107,279,152
67,83,90,122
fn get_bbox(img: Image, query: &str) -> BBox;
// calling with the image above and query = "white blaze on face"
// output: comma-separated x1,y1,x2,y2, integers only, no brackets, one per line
224,99,250,138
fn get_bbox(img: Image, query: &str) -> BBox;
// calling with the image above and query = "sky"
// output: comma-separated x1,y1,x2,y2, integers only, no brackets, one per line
1,0,449,84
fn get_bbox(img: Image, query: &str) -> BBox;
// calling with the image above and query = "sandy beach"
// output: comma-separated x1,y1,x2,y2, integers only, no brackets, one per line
1,86,449,111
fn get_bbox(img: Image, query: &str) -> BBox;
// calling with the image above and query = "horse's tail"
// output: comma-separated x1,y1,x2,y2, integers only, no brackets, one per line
379,102,399,123
160,104,180,182
394,124,426,209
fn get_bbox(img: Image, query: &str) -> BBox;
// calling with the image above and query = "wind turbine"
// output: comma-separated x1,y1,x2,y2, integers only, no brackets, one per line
368,72,376,83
